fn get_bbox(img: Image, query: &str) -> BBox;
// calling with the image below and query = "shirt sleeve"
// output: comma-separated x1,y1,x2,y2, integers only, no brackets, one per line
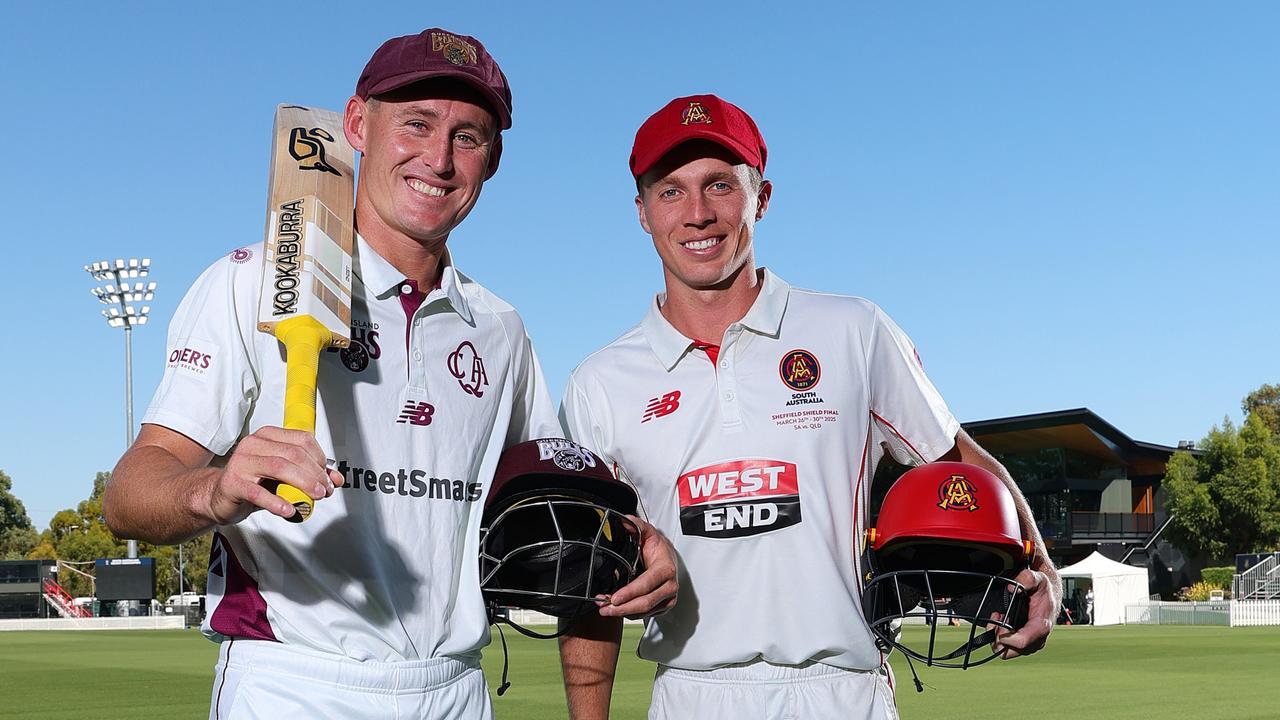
866,304,959,465
559,372,604,454
560,370,625,471
505,329,560,446
141,256,260,455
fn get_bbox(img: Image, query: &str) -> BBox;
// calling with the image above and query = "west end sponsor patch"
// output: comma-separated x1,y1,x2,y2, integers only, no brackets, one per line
167,340,216,376
677,458,801,538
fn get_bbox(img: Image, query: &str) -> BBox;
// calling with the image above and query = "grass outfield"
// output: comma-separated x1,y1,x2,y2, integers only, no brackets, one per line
1,625,1277,719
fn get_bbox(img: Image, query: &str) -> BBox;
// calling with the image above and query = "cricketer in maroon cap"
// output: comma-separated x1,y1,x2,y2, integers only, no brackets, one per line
345,29,680,716
344,27,513,280
102,26,679,720
555,95,1061,719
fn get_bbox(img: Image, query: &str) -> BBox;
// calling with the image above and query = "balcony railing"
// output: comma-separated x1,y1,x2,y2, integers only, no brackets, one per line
1070,512,1155,539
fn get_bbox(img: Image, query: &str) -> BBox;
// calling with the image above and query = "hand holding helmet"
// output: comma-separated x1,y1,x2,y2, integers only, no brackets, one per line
479,438,643,627
862,461,1035,671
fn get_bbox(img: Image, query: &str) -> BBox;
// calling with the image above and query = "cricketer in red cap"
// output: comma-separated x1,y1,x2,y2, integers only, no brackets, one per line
555,90,1061,720
624,93,774,309
630,94,768,178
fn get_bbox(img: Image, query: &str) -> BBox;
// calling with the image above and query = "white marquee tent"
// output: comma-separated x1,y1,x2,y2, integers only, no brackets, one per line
1057,551,1149,626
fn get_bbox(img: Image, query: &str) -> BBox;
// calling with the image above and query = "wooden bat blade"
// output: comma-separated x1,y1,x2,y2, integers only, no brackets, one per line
257,104,355,348
256,104,355,522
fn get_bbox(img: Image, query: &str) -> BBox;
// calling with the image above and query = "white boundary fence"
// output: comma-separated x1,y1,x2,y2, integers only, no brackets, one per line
1125,600,1280,627
1229,599,1280,627
0,616,186,632
1125,601,1230,625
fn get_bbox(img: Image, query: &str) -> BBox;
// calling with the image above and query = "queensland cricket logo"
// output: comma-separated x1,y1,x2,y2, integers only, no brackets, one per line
447,341,489,397
937,474,979,512
288,125,341,176
681,101,712,126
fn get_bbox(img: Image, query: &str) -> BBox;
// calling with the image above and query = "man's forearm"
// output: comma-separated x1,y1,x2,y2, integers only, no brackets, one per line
104,443,218,545
558,613,623,720
952,432,1062,605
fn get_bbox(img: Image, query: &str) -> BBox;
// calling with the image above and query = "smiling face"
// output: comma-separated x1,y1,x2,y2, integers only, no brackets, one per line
345,82,498,251
636,141,771,294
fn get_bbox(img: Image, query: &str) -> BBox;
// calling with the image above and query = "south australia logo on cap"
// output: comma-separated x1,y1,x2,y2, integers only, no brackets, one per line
431,32,477,65
681,101,712,126
937,474,979,512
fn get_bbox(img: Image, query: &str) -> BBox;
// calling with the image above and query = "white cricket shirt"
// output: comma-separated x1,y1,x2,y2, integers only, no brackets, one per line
561,269,960,671
143,237,558,662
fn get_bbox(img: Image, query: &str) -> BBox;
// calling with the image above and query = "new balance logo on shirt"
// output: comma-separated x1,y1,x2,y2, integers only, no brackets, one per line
642,391,681,423
397,401,435,426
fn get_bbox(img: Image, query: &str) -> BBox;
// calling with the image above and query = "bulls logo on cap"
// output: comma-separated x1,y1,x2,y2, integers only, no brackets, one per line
431,31,478,65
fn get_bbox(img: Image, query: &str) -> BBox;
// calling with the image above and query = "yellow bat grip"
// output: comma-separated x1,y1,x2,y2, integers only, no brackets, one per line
270,315,333,523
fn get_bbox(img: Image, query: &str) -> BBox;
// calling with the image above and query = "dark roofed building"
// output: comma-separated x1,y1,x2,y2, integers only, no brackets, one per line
963,408,1198,598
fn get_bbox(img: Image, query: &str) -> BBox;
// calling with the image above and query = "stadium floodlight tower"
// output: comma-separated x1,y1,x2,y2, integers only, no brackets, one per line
84,258,157,561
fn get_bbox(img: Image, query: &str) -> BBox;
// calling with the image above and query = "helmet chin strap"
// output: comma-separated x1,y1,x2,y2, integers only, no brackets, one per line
485,601,594,697
900,650,928,693
935,627,999,663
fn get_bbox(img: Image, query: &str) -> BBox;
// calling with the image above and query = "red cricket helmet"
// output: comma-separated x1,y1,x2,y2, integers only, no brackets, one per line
862,462,1033,672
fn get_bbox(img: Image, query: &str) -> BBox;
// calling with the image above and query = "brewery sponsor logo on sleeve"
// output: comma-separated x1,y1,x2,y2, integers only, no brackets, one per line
677,458,802,538
167,339,215,376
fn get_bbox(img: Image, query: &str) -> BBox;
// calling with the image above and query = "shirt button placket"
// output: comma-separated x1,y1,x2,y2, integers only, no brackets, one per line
410,312,426,389
719,326,743,429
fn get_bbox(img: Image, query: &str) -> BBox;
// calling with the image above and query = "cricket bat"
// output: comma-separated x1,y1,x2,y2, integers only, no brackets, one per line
256,104,355,522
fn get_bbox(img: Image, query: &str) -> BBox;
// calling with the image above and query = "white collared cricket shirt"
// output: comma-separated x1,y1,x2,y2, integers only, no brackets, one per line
561,270,960,671
145,237,558,662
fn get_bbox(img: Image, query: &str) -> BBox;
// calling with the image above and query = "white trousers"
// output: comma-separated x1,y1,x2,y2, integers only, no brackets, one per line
208,639,491,720
649,660,898,720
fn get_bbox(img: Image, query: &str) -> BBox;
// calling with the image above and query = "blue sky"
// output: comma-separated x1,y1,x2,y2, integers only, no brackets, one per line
2,2,1276,530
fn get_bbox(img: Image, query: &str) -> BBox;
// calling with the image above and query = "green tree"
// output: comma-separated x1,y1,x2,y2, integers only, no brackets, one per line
1243,383,1280,438
29,471,211,599
0,469,39,560
1165,414,1280,561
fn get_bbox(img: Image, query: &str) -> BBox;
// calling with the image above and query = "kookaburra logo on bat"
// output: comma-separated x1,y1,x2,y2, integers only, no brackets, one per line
289,126,341,176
